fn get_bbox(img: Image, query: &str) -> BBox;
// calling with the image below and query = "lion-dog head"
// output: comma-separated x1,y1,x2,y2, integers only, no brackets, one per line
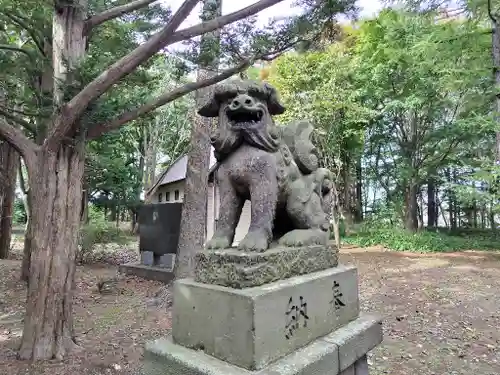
198,80,286,162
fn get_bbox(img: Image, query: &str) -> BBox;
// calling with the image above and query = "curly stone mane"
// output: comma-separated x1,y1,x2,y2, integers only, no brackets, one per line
197,80,285,162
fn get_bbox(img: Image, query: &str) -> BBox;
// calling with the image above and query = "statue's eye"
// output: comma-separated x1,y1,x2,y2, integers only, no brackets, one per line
215,91,237,104
247,87,266,101
225,93,237,103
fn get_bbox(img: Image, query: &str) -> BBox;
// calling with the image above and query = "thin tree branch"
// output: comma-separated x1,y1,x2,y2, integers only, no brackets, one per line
1,11,46,55
0,44,33,58
51,0,285,146
0,105,45,118
0,108,37,134
0,119,38,160
488,0,497,23
85,0,159,35
435,29,492,44
46,0,200,149
87,58,253,139
435,7,467,21
167,0,283,45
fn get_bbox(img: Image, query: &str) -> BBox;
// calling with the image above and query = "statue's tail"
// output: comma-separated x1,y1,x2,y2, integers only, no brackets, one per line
281,120,319,175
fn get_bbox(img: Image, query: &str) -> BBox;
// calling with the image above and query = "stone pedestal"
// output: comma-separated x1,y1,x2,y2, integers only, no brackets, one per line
141,247,382,375
173,265,358,370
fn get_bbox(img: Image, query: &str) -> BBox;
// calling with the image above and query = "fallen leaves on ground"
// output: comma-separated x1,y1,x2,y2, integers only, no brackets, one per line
343,247,500,375
1,247,500,374
0,261,170,375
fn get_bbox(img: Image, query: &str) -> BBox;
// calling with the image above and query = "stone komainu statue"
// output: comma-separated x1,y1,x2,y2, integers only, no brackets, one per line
198,80,333,252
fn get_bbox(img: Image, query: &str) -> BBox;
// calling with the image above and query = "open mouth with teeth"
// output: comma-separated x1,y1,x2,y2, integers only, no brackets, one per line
226,108,264,128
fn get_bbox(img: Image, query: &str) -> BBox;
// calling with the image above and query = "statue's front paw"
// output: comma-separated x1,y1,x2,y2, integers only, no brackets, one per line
278,229,328,247
238,231,269,252
206,236,232,249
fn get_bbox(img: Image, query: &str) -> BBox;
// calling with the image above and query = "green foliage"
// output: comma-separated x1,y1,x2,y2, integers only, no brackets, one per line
86,129,142,209
268,34,371,174
344,225,500,252
270,9,496,231
79,205,132,255
356,9,492,181
147,56,194,166
88,204,106,222
84,55,194,207
13,198,26,224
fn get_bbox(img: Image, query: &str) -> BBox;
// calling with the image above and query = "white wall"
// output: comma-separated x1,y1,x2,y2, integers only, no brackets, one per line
213,184,251,244
154,180,185,204
153,180,252,245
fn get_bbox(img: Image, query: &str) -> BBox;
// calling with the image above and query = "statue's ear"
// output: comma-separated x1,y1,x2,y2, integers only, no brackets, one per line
197,96,220,117
265,83,286,115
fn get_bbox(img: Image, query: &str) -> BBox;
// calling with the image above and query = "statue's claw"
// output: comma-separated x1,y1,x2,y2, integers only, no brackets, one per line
238,231,269,252
206,236,232,250
278,229,329,247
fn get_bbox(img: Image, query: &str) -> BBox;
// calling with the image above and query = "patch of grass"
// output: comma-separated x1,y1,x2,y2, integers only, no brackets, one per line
79,221,133,253
343,226,500,252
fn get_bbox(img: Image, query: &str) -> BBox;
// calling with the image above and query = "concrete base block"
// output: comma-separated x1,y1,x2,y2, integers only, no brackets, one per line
118,263,174,283
323,314,382,372
141,251,154,266
339,356,369,375
141,314,382,375
172,265,359,370
158,254,176,270
354,356,369,375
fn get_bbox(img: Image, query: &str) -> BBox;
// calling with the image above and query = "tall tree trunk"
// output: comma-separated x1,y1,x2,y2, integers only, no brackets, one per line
490,200,496,230
452,168,459,229
22,39,53,280
404,180,419,232
417,189,424,229
330,183,342,249
175,0,222,279
19,0,88,360
340,154,353,234
490,7,500,231
19,160,33,282
132,147,145,233
116,204,120,227
438,198,448,228
472,199,478,228
110,204,117,222
21,191,33,283
480,182,487,229
19,145,85,360
491,8,500,167
0,142,19,259
80,187,89,223
143,120,159,203
434,186,440,226
354,157,363,222
445,168,455,230
427,179,437,228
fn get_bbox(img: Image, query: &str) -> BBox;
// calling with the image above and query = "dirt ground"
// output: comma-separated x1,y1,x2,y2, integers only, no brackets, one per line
1,247,500,375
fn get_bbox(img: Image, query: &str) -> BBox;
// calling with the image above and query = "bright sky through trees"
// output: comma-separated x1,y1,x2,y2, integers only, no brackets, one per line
164,0,382,30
